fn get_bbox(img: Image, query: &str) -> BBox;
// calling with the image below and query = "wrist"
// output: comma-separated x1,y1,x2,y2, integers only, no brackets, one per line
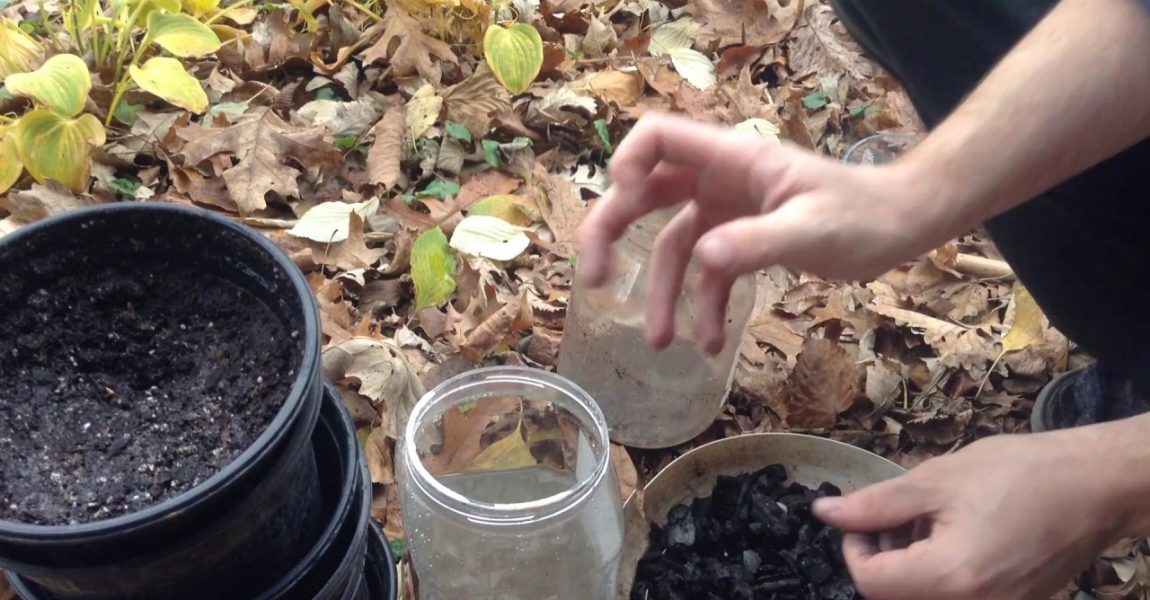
880,156,972,253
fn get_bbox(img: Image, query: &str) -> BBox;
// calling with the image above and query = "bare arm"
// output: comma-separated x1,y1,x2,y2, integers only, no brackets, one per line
904,0,1150,244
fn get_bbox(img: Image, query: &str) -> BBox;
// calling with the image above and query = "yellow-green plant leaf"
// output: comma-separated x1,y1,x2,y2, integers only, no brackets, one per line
288,198,380,243
468,194,534,226
0,18,42,80
0,134,23,194
145,12,222,58
130,57,209,113
11,110,106,192
483,23,543,94
465,420,536,472
449,214,531,261
1001,286,1043,353
181,0,218,15
648,19,698,57
5,54,91,117
411,227,456,309
667,47,716,90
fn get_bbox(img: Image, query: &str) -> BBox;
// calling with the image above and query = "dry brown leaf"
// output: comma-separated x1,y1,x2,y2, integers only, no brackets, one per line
783,337,860,430
716,45,765,79
636,58,684,96
460,290,530,361
748,318,804,364
179,108,341,214
0,571,13,600
788,4,875,80
525,326,562,366
361,6,458,84
243,10,312,71
323,336,426,440
442,64,512,140
0,182,95,223
528,162,587,257
456,171,523,210
610,444,639,502
864,363,903,409
310,272,355,344
366,106,406,190
169,165,238,212
309,213,387,271
423,396,521,474
691,0,802,47
363,426,396,485
572,69,644,105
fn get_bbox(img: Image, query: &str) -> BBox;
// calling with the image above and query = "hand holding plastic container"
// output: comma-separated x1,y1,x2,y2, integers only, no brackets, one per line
397,367,625,600
558,209,757,448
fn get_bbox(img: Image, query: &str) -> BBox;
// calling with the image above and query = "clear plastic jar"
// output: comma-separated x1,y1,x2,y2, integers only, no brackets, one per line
397,367,624,600
558,210,757,448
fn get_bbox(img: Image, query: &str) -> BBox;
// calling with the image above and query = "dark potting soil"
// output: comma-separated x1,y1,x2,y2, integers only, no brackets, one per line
0,261,297,525
632,465,857,600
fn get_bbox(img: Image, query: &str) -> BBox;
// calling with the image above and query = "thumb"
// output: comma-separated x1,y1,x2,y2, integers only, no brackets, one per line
812,475,935,533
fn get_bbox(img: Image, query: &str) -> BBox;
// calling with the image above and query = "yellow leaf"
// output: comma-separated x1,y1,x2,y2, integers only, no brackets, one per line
483,23,543,94
180,0,218,15
468,194,534,227
0,134,23,194
0,18,42,80
11,110,105,192
1002,286,1043,353
411,227,456,309
5,54,91,118
145,12,222,58
130,57,209,113
465,419,536,472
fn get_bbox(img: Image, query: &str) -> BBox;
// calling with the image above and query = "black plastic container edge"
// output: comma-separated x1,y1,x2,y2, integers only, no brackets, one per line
0,203,325,598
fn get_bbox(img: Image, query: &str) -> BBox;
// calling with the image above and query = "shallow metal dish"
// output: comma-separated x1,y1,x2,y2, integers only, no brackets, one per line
617,433,907,598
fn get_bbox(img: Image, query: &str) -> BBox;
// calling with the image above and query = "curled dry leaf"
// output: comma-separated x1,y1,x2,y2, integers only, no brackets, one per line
460,288,532,362
528,162,586,257
322,336,427,440
442,64,512,140
363,426,396,485
524,325,562,366
366,105,406,190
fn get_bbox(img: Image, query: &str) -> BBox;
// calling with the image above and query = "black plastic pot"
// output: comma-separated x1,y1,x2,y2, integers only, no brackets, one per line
9,383,398,600
0,203,325,599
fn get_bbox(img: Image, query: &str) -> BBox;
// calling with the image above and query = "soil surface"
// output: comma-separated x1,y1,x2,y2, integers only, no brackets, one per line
0,260,297,525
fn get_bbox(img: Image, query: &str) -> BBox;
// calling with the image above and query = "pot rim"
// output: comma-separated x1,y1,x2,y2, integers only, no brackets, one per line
0,202,320,540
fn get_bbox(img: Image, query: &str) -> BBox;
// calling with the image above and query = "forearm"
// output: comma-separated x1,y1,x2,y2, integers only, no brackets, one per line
1077,412,1150,539
895,0,1150,243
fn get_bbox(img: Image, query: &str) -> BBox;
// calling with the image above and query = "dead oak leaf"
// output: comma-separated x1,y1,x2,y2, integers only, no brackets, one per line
456,170,523,210
169,164,238,213
788,4,876,80
460,288,532,362
361,6,458,85
783,337,860,431
309,213,387,271
322,336,426,440
179,109,341,214
0,182,95,223
690,0,802,48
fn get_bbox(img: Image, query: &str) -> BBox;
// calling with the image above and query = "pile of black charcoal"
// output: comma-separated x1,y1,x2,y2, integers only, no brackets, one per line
631,464,857,600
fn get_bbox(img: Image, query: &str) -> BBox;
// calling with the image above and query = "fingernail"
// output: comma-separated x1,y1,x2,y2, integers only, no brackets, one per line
696,237,733,270
813,497,843,517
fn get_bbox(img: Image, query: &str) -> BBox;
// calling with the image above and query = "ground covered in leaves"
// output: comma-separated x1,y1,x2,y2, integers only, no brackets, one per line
0,0,1147,597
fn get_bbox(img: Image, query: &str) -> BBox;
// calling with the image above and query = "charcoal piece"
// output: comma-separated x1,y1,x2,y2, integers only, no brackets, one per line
633,465,858,600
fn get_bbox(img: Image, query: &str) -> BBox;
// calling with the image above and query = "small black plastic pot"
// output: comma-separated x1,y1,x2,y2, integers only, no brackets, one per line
0,204,325,599
9,383,398,600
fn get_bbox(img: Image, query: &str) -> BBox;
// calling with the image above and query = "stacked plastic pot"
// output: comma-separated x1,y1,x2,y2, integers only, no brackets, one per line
0,205,396,600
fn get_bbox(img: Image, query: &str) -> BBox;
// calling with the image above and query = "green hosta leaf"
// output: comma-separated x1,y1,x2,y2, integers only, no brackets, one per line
288,198,379,243
411,227,456,309
11,109,106,192
468,194,534,226
667,47,716,91
5,54,91,117
389,538,407,562
594,118,613,153
145,12,222,58
0,132,23,194
481,139,501,168
449,215,531,261
445,121,472,143
418,179,460,200
113,100,145,125
110,176,143,199
483,23,543,94
0,18,42,80
130,57,209,113
802,91,828,110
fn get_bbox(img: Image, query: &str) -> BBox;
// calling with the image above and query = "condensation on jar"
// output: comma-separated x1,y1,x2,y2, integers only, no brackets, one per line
396,366,625,600
558,209,757,449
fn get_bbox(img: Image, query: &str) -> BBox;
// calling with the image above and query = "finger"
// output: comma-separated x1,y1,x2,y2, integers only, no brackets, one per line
646,203,700,348
843,533,947,600
693,212,798,280
812,474,935,533
609,112,754,186
578,163,697,286
696,266,734,355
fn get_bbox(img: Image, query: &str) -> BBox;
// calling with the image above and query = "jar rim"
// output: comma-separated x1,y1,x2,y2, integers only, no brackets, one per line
401,366,612,525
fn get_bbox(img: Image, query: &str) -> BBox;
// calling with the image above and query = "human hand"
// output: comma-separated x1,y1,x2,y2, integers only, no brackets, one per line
812,431,1127,600
577,112,952,354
